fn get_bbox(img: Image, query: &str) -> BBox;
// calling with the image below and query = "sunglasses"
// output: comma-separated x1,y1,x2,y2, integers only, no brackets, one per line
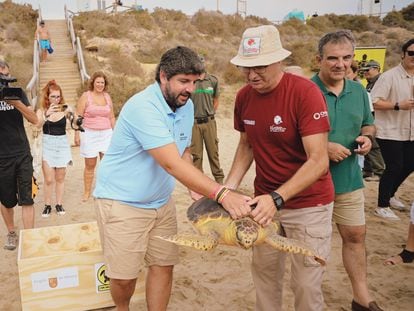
49,95,61,99
237,66,268,74
406,50,414,56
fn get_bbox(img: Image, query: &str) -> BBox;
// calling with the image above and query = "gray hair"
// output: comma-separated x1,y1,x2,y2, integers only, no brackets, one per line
318,30,355,56
155,46,204,83
0,60,10,70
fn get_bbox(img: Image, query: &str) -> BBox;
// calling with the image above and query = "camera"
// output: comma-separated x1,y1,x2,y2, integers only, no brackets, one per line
0,74,30,105
66,111,85,132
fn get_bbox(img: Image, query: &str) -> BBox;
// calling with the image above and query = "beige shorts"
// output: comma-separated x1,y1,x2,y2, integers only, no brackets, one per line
95,198,179,280
333,188,365,226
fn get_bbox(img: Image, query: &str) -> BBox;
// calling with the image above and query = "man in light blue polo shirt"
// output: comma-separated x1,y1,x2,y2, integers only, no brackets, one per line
93,46,251,311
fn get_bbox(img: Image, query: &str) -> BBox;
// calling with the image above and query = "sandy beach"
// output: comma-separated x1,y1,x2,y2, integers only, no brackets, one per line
0,87,413,311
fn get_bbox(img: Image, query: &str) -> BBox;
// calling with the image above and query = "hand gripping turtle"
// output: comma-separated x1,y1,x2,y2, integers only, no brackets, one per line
157,197,326,265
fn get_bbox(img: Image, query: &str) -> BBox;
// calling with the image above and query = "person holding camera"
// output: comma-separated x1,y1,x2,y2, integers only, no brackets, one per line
35,80,72,217
0,60,38,250
74,71,115,202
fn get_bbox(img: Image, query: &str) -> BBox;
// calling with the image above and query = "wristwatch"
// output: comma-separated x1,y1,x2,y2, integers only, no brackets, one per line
269,191,285,211
394,102,400,111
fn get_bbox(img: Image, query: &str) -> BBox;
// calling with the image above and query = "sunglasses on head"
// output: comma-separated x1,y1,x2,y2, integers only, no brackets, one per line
406,50,414,56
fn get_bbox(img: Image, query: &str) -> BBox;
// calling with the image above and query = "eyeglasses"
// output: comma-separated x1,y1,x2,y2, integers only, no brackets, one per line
237,66,268,74
406,50,414,57
49,95,61,99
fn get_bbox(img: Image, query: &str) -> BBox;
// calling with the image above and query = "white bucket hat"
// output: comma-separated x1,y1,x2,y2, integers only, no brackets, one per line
231,25,291,67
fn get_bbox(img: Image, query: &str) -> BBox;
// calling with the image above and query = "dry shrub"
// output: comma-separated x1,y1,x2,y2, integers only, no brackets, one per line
0,0,37,85
128,9,154,30
284,41,317,69
191,10,227,37
108,75,150,116
222,63,244,85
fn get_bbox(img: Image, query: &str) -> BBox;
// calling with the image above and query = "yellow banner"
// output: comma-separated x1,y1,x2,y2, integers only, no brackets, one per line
354,46,387,86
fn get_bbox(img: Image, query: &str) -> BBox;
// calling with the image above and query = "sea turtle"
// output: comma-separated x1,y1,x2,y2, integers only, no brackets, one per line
158,197,325,265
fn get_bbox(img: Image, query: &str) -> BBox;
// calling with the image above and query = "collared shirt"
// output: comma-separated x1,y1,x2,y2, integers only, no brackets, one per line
191,73,219,118
370,63,414,141
311,75,374,194
93,82,194,208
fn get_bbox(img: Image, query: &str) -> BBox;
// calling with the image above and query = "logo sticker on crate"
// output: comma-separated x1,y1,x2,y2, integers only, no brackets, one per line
31,267,79,292
95,263,110,293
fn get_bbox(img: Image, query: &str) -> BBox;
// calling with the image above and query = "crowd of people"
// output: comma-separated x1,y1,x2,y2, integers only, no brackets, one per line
0,20,413,311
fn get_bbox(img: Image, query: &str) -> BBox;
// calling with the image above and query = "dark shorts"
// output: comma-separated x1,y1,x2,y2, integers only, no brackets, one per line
0,153,34,208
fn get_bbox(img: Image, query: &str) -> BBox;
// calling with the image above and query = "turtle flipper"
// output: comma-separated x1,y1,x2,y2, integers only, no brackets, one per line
264,233,326,266
156,233,219,251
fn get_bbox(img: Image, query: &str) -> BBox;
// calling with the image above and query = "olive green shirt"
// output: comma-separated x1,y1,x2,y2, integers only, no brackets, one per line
191,73,219,118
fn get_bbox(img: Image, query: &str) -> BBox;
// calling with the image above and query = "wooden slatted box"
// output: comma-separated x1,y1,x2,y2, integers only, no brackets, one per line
18,221,145,310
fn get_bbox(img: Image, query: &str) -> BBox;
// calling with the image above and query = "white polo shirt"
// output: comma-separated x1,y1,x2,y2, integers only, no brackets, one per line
371,63,414,141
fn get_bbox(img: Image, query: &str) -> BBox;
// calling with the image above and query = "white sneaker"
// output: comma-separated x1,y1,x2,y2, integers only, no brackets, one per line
374,207,400,220
390,197,405,211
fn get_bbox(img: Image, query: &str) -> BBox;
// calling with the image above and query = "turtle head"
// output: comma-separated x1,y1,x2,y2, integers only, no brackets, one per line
235,219,259,249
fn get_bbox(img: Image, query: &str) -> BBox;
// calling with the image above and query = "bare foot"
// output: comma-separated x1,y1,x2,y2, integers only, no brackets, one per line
82,193,90,202
384,254,403,265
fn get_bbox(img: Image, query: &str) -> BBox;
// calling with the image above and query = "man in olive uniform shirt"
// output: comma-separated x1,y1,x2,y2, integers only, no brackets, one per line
190,59,224,183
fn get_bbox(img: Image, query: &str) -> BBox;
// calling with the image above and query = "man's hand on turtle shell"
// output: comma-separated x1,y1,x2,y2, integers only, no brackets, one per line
248,195,276,227
221,191,251,220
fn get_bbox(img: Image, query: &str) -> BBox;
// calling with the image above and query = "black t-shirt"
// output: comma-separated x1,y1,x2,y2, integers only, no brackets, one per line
0,100,31,158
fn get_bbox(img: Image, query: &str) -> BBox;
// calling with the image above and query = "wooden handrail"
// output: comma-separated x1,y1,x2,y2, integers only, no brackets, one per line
64,5,90,83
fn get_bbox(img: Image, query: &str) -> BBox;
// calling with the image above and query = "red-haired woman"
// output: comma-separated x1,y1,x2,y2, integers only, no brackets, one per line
36,80,72,217
74,71,115,201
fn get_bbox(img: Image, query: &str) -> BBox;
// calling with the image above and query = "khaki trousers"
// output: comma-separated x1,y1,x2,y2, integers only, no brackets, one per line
252,203,333,311
191,119,224,183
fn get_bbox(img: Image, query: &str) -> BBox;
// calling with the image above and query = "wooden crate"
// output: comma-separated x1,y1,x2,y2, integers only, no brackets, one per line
18,221,145,311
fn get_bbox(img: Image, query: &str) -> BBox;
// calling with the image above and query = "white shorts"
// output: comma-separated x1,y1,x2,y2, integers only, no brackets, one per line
80,128,112,158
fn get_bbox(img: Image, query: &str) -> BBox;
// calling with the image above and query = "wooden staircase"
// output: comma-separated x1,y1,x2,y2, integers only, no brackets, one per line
39,20,82,108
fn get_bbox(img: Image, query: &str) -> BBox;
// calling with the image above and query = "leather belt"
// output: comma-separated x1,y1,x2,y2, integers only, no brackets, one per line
195,115,214,124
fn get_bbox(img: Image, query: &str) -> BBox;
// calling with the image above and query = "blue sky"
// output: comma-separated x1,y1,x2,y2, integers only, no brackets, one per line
8,0,414,21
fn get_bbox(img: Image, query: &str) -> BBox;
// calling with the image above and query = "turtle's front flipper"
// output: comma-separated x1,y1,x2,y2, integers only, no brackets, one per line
264,233,326,266
156,233,219,251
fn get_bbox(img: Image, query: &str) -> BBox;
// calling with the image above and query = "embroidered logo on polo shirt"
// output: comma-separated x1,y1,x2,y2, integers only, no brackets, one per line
270,115,286,133
313,111,328,120
243,119,255,125
274,115,282,125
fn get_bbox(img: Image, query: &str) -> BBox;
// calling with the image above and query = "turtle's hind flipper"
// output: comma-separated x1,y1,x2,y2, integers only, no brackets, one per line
156,233,219,251
265,233,326,265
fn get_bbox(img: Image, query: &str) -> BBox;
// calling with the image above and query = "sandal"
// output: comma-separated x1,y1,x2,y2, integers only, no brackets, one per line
384,249,414,265
352,300,384,311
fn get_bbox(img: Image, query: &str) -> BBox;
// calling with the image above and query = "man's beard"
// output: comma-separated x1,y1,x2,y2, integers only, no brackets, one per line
164,84,191,111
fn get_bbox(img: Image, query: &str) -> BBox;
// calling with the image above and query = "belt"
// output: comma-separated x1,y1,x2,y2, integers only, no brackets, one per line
195,115,215,124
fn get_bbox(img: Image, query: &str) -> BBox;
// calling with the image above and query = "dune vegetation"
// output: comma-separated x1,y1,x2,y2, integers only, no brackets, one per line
1,1,414,114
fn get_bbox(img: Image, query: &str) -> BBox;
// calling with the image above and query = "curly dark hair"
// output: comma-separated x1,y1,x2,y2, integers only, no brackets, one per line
155,46,204,83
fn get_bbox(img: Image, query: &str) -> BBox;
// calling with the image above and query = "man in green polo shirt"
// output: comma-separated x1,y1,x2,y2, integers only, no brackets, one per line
311,30,384,311
190,56,224,184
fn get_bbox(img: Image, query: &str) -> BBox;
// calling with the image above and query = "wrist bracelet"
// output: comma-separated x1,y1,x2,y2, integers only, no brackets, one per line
215,186,228,202
209,185,223,200
217,188,230,204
